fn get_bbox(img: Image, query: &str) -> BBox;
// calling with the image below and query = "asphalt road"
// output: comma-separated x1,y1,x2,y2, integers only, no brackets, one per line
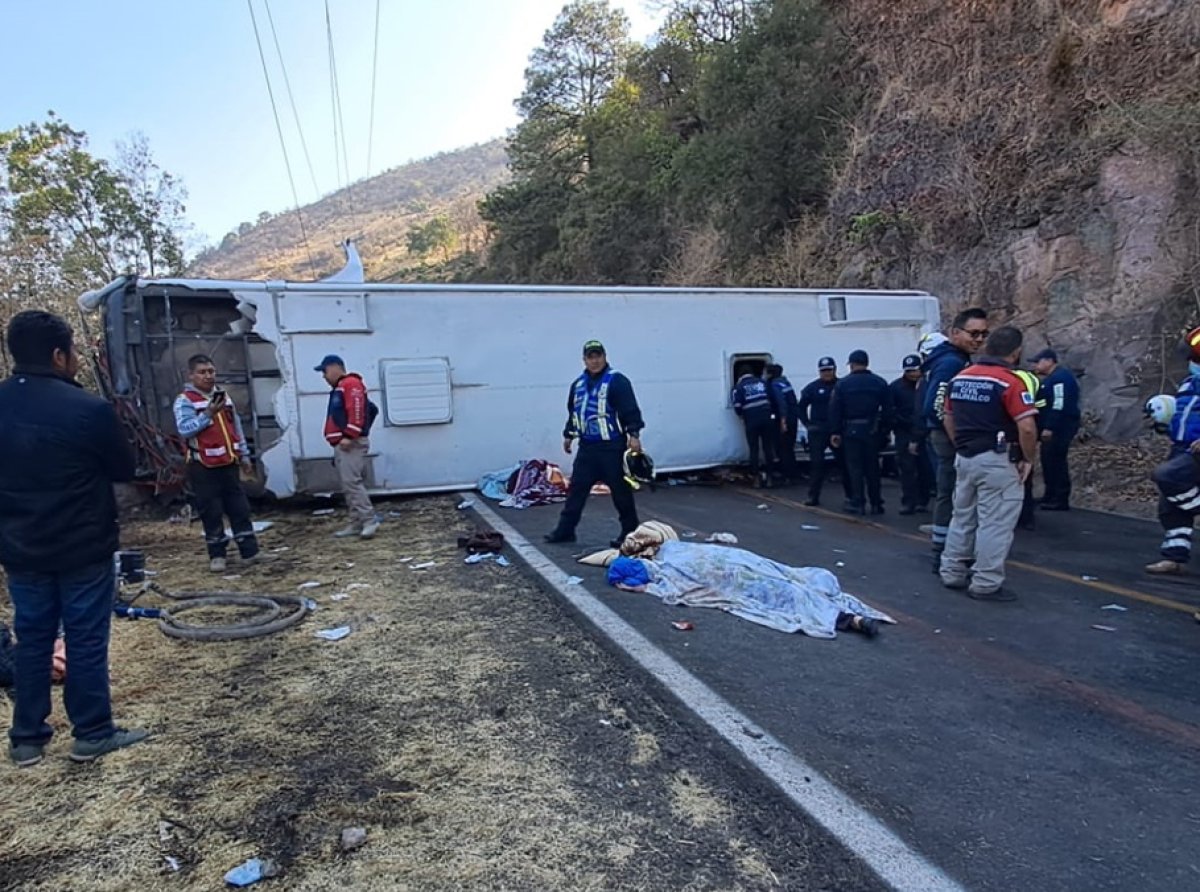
488,478,1200,892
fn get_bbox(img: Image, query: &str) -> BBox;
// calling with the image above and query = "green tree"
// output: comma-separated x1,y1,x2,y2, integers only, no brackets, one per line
406,214,460,261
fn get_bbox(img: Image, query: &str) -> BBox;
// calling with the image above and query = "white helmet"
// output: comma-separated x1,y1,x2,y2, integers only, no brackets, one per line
918,331,948,358
1144,394,1176,426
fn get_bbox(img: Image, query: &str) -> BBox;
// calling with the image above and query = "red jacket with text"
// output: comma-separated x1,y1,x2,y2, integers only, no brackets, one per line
324,372,369,446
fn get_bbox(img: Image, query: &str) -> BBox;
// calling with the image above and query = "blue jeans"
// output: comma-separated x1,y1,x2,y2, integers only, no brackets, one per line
7,560,116,746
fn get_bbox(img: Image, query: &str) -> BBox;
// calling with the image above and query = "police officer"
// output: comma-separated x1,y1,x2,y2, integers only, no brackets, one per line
890,353,932,515
939,326,1038,601
1012,367,1048,531
545,340,644,547
799,357,850,507
830,350,893,515
1031,348,1081,511
732,364,776,488
766,363,800,484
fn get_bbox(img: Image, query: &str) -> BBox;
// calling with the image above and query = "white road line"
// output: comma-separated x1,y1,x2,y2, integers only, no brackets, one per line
465,495,966,892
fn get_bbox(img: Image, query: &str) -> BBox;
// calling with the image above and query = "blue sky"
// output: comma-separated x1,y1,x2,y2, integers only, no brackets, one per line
0,1,661,248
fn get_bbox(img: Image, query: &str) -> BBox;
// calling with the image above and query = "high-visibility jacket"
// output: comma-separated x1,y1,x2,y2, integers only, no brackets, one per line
179,389,243,467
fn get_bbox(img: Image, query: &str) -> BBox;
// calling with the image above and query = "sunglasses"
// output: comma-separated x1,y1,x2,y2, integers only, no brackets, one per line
960,329,989,340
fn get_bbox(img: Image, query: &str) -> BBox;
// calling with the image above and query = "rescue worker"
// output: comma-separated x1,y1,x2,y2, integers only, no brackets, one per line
1031,348,1081,511
799,357,851,507
939,326,1039,601
546,340,644,547
173,354,268,573
1012,367,1048,531
732,364,776,488
921,308,989,570
316,355,380,539
830,349,893,515
0,310,147,766
890,353,932,515
765,363,800,484
1145,327,1200,575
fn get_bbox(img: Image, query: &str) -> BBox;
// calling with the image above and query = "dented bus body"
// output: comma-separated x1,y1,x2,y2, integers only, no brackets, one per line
79,247,940,498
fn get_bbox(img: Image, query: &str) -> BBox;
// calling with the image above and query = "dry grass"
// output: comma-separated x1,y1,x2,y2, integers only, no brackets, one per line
0,497,869,891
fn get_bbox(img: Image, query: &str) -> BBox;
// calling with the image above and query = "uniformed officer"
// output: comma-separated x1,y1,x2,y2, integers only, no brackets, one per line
830,349,893,515
545,340,644,546
799,357,850,507
1031,348,1082,511
765,363,800,484
1012,367,1048,531
890,353,932,515
939,326,1039,601
732,364,776,488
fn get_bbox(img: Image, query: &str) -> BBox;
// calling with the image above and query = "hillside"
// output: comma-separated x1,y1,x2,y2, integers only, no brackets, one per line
189,139,509,282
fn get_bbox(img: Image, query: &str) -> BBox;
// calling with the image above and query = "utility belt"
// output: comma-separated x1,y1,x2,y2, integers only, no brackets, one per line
843,418,879,438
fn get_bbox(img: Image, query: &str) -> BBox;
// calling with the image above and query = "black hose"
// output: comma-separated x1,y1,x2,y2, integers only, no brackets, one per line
145,584,311,642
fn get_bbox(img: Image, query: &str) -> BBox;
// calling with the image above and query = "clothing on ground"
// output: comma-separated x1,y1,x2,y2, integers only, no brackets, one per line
497,460,569,509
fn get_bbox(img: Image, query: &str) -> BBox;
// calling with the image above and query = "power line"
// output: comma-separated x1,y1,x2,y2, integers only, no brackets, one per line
366,0,382,179
246,0,317,278
324,0,353,194
263,0,320,198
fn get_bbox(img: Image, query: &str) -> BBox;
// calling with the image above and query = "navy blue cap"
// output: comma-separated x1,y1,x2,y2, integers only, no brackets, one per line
313,354,345,372
1030,348,1057,363
902,353,921,370
817,356,836,370
848,349,869,366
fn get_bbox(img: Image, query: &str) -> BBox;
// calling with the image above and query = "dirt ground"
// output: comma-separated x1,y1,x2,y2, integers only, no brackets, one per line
1067,438,1161,520
0,497,883,892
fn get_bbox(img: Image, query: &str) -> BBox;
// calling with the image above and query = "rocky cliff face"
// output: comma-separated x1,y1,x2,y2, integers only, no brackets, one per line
824,0,1200,439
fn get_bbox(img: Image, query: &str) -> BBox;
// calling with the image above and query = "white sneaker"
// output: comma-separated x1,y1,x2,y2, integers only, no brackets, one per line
1145,559,1183,575
333,526,362,539
360,518,381,540
209,557,227,573
918,524,935,535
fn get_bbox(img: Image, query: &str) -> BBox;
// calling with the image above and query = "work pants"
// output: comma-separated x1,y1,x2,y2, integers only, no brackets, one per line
843,434,882,509
335,438,375,527
894,431,931,509
743,418,776,476
940,451,1024,593
1153,451,1200,564
1018,473,1036,529
1040,426,1077,507
8,560,116,746
555,442,639,536
929,429,957,553
775,419,799,481
807,428,851,502
187,462,259,559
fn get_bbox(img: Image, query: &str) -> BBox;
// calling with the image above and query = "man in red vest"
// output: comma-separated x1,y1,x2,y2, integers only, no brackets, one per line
174,354,268,572
316,354,379,539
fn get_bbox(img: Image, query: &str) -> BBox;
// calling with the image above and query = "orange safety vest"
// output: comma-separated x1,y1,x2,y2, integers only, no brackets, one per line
182,390,242,468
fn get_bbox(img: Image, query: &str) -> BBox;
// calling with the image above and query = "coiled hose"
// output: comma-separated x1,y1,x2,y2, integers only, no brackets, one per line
123,583,312,642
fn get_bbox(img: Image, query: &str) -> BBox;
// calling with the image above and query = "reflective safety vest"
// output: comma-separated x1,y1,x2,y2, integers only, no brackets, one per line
182,390,242,468
571,370,620,442
1012,370,1046,410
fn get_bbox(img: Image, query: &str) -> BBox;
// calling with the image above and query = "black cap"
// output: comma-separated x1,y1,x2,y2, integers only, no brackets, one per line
902,353,921,370
582,339,605,356
313,354,344,372
848,349,869,366
1030,348,1057,363
817,356,836,370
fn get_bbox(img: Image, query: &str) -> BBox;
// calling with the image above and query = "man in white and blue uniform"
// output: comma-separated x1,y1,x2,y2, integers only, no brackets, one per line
1145,363,1200,575
732,365,776,487
1031,348,1081,511
545,340,644,547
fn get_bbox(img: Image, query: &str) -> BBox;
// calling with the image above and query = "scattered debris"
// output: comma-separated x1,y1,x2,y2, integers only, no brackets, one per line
312,508,336,517
599,718,612,726
835,561,846,568
671,621,694,631
1091,624,1118,633
705,532,738,544
315,627,352,642
756,504,769,510
331,593,350,602
343,561,355,569
456,499,476,510
224,521,273,537
681,530,698,538
297,581,322,590
387,509,404,518
398,557,413,563
163,855,181,873
1101,604,1128,612
801,524,820,531
1081,575,1100,582
565,575,583,585
222,575,243,581
270,546,290,553
465,552,499,565
340,827,368,852
496,556,510,567
345,583,371,590
301,598,318,611
411,561,437,570
224,858,280,887
832,548,847,554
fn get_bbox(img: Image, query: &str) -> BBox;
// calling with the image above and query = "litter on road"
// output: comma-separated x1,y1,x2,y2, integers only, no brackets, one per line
224,858,280,887
671,620,694,631
311,508,336,516
315,626,352,641
801,524,820,531
297,580,322,590
411,561,437,570
330,593,350,602
1091,624,1118,632
566,576,584,585
457,499,476,510
705,532,738,544
1082,575,1100,581
1101,604,1128,612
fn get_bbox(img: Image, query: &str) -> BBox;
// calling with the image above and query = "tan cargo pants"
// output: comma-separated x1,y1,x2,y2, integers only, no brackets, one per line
939,450,1023,594
334,438,375,527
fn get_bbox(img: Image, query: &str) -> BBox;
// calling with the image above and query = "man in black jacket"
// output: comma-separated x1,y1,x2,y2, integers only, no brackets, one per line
830,350,894,515
890,353,932,514
0,311,147,767
799,357,851,507
545,340,644,547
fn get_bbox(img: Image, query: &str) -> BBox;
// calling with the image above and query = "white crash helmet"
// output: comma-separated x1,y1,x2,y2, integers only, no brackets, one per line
1144,394,1177,426
917,332,948,358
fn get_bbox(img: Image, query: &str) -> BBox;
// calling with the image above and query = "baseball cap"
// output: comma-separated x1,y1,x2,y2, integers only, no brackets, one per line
313,354,345,372
848,349,869,366
1030,348,1057,363
817,356,836,370
582,339,606,356
902,353,921,370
